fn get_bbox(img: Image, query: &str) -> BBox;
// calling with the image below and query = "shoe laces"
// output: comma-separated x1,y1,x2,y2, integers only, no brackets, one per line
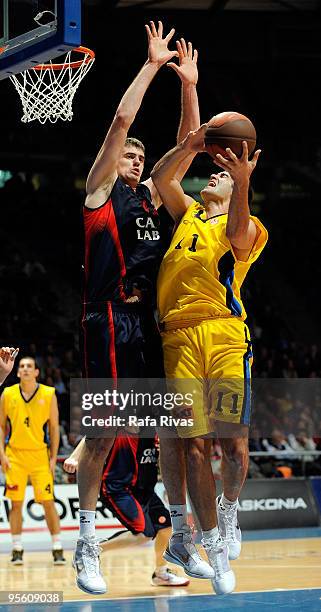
81,538,102,577
202,536,225,579
220,504,238,542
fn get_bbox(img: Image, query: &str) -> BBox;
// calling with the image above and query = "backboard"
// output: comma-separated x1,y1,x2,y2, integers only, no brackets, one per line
0,0,81,80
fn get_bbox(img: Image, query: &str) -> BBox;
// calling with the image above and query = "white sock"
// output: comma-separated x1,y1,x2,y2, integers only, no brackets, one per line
220,494,238,510
202,526,219,543
52,534,62,550
12,535,22,550
169,504,188,533
79,509,96,538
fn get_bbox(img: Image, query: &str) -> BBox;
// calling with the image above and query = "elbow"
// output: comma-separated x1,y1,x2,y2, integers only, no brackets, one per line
114,107,133,129
150,167,161,187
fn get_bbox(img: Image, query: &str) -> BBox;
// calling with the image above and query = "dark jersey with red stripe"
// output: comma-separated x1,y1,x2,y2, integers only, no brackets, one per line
83,178,169,305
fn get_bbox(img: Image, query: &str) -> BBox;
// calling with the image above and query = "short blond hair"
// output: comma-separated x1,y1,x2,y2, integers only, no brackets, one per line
125,137,145,153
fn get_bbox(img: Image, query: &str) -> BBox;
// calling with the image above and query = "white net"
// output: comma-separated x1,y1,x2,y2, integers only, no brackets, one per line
9,48,95,124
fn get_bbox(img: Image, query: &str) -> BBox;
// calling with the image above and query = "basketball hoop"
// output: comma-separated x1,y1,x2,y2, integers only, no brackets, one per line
7,46,95,124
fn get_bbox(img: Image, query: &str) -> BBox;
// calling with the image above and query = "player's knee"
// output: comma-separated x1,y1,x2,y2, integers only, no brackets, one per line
185,440,208,470
221,440,248,468
10,500,23,510
85,437,114,457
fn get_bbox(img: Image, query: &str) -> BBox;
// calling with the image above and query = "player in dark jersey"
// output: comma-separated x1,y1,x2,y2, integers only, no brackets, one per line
65,434,189,587
73,22,201,594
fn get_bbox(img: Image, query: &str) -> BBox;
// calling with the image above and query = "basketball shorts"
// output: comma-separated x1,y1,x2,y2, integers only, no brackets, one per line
81,302,164,379
162,317,253,438
100,436,170,538
101,488,170,539
4,447,54,502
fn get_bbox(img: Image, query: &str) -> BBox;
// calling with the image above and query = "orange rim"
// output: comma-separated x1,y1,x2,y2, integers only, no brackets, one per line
33,46,95,71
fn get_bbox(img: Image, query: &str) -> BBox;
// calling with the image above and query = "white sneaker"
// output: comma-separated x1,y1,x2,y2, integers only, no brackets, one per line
151,566,190,587
216,496,242,560
163,526,214,579
72,535,107,594
202,536,235,595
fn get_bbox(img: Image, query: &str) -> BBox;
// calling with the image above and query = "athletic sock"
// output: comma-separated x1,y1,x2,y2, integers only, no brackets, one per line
12,535,22,551
202,526,219,544
52,534,62,550
220,494,238,511
79,509,96,538
169,504,188,533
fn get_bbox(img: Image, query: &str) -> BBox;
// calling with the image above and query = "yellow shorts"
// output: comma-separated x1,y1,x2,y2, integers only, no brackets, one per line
4,447,54,502
162,318,252,438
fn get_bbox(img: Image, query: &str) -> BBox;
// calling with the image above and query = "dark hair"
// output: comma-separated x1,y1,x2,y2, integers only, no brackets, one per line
125,137,145,153
19,356,39,370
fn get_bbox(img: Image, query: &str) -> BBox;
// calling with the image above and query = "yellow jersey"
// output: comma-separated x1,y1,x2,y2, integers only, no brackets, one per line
157,202,268,325
2,383,55,451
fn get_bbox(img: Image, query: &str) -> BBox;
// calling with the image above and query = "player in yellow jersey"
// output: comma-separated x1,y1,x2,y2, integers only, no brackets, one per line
151,124,268,595
0,356,66,565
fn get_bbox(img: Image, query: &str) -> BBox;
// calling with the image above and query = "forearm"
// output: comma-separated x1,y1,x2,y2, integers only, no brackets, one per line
0,427,6,459
49,426,60,459
177,84,200,143
117,60,159,126
226,179,250,239
152,141,192,184
70,436,86,460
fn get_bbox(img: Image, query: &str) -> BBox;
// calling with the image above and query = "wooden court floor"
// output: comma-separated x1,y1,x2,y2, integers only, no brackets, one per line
0,535,321,601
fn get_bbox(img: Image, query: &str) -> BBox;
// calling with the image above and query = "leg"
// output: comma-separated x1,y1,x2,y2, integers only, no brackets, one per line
216,423,249,561
42,499,61,535
4,449,27,564
154,527,172,568
42,499,66,565
184,437,217,531
158,436,214,580
218,424,249,502
77,436,115,511
9,500,23,536
158,436,186,505
9,501,24,565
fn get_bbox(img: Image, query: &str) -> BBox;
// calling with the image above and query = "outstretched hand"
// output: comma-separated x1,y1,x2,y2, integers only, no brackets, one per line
214,142,261,183
145,20,178,67
167,38,198,86
0,347,19,384
182,124,208,153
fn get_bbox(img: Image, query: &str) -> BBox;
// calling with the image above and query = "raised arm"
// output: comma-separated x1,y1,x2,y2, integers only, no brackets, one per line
145,38,200,208
151,124,207,221
85,21,178,207
172,39,200,143
214,142,261,260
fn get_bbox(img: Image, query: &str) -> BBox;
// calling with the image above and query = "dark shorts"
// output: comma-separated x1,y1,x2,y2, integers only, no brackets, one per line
101,489,170,539
80,301,164,379
99,435,170,538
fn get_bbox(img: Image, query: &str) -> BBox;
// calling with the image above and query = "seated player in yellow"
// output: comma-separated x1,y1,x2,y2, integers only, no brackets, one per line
0,356,66,565
151,124,268,595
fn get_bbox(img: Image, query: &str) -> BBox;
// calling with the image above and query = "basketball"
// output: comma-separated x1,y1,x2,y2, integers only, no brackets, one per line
204,111,256,159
